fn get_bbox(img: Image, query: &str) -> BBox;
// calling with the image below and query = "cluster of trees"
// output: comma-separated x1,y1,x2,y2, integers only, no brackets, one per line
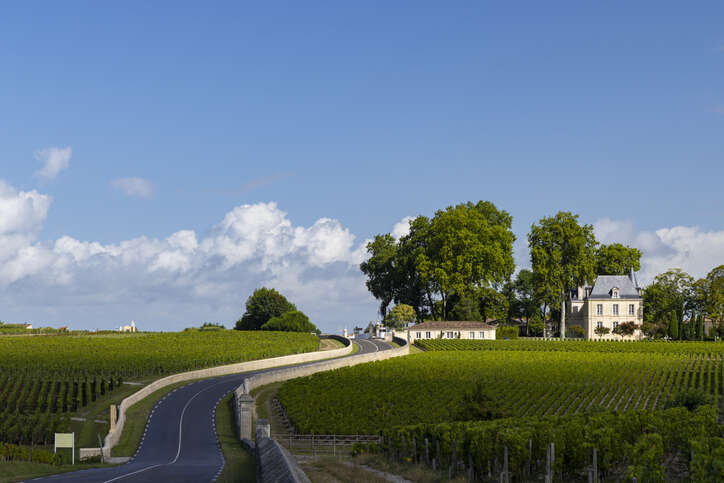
643,266,724,339
362,202,643,336
360,201,516,323
234,287,320,334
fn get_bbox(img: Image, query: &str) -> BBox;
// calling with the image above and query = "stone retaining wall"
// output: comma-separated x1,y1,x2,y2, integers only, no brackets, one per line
233,337,409,480
234,336,409,440
102,336,353,458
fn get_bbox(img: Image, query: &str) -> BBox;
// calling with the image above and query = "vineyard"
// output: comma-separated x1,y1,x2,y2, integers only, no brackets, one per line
279,346,724,434
279,341,724,479
415,338,724,355
0,331,318,447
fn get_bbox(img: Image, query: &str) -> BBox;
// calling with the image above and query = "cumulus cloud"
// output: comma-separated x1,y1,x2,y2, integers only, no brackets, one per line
392,216,413,240
593,217,724,284
0,181,377,331
34,147,72,180
111,177,154,198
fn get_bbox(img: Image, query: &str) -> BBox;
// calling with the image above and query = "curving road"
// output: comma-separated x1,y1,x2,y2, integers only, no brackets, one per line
31,338,391,483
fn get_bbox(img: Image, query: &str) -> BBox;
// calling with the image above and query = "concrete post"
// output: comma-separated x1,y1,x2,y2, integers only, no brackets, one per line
237,394,255,440
256,419,271,440
109,405,117,432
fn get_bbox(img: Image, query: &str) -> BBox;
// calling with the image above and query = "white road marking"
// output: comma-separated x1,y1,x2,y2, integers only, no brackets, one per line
102,464,163,483
102,379,231,482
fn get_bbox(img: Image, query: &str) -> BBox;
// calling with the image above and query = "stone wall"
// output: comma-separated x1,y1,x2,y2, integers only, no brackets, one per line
101,336,353,458
237,336,409,397
233,336,409,482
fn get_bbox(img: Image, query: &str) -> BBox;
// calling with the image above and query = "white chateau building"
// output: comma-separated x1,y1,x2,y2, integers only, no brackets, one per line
567,269,644,340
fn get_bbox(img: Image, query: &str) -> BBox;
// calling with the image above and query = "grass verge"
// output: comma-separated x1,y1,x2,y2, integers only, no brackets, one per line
0,461,111,483
319,338,345,351
215,393,256,482
69,378,158,459
111,380,190,457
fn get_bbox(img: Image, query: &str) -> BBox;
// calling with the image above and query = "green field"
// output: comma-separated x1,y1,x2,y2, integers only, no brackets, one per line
279,339,724,480
0,331,318,453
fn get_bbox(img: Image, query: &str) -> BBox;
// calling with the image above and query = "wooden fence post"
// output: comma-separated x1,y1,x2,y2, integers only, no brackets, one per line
451,440,457,477
545,444,551,483
504,446,510,483
436,439,440,469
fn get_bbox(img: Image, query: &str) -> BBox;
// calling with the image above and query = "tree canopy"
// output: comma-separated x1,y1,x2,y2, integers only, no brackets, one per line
385,304,417,329
595,243,642,275
528,212,597,338
261,310,320,334
360,201,516,321
643,269,694,333
235,287,297,330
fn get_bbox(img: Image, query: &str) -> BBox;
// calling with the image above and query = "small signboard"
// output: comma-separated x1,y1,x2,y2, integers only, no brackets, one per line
55,432,75,464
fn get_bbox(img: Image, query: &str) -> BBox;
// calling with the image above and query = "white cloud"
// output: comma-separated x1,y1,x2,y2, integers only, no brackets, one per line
0,181,51,234
593,217,724,284
392,216,413,240
34,147,71,180
111,177,154,198
0,181,378,331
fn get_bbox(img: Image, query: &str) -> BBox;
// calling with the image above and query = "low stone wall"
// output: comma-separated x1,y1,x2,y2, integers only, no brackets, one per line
256,436,310,483
239,337,408,396
233,338,409,481
254,420,310,483
234,337,409,440
102,337,353,458
79,448,101,461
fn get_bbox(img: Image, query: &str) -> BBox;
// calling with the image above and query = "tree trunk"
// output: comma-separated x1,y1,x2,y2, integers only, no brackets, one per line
560,289,566,340
426,291,436,320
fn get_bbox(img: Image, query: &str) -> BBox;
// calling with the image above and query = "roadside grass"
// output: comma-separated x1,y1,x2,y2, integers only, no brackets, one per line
299,457,390,483
69,378,158,458
250,382,290,435
215,393,256,483
319,338,344,351
352,453,467,483
0,461,111,483
112,380,190,457
409,344,424,354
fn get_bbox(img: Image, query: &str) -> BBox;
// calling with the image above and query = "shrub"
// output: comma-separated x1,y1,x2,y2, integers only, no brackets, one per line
496,325,518,339
568,325,585,338
261,310,320,334
235,287,296,330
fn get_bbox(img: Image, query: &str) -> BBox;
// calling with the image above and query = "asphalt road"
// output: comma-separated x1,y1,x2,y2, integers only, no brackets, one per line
31,338,391,483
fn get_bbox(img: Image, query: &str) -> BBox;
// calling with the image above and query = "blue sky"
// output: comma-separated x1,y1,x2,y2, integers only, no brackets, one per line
1,2,722,332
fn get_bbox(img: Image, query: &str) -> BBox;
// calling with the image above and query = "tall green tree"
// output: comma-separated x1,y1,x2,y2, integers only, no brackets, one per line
235,287,297,330
528,212,597,339
643,269,694,336
385,304,417,328
704,265,724,324
416,201,516,320
395,216,435,319
448,295,483,321
668,311,680,340
512,269,544,324
595,243,642,275
477,287,509,321
360,234,398,318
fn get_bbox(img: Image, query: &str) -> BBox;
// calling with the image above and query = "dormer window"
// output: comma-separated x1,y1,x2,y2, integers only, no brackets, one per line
611,288,619,299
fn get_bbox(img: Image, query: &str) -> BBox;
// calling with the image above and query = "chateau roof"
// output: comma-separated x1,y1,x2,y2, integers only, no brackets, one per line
589,272,641,299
